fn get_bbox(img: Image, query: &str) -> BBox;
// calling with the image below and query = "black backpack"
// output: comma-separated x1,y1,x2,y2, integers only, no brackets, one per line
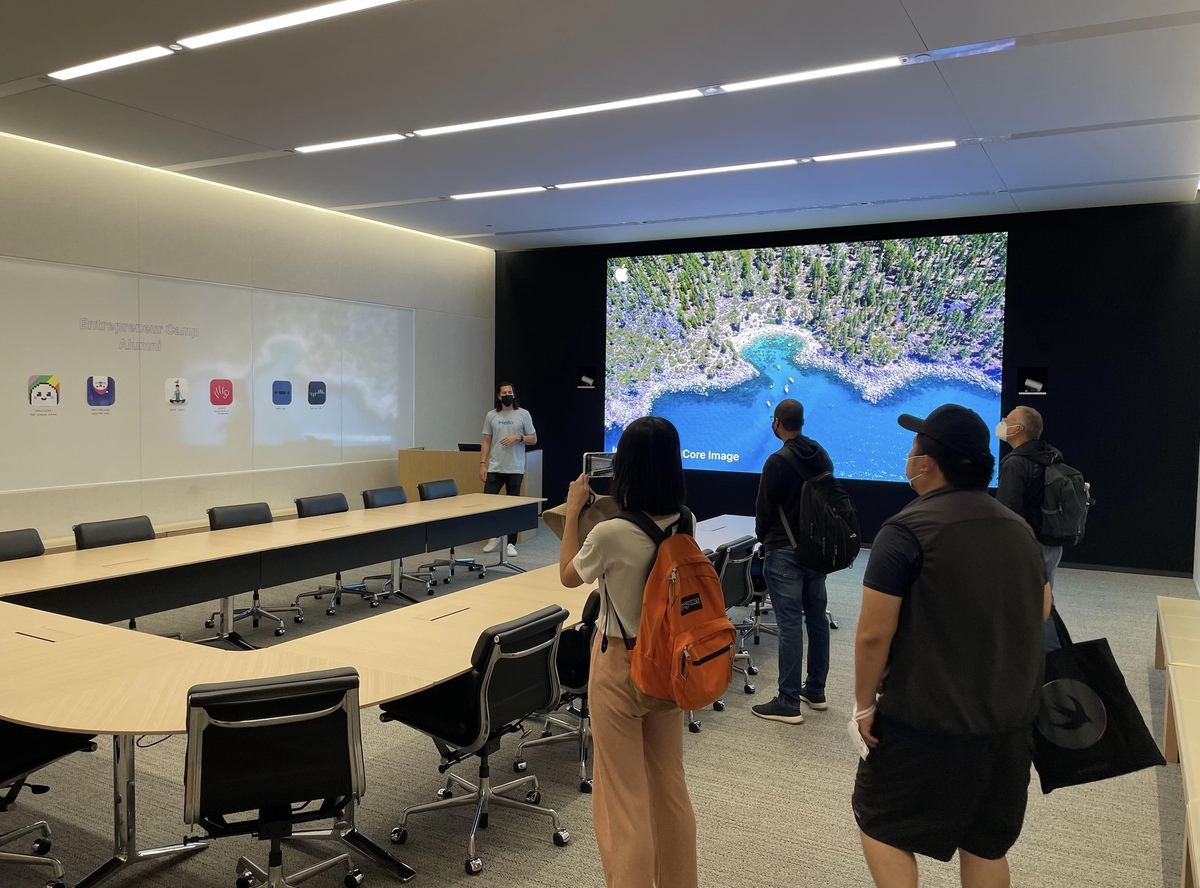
1038,461,1092,546
777,448,860,573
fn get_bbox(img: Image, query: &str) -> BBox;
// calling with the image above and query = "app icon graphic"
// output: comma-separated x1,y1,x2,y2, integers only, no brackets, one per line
87,375,116,407
166,378,189,405
210,379,233,406
28,375,60,406
308,381,327,405
272,380,292,405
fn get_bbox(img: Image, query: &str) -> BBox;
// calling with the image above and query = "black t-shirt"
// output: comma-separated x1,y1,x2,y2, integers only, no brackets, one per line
862,523,922,598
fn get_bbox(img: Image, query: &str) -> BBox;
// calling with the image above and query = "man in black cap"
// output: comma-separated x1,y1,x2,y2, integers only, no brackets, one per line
851,404,1049,888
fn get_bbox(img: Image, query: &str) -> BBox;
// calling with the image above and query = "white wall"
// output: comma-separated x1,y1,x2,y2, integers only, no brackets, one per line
0,131,495,541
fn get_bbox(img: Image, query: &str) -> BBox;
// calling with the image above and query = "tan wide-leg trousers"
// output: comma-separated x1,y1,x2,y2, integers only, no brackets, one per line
590,634,699,888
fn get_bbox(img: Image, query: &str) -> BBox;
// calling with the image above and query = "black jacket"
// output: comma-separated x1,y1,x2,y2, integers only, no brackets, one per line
755,435,833,551
996,439,1063,541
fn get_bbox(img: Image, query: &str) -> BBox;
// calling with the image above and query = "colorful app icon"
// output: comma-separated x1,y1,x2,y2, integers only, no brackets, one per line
28,374,60,406
87,375,116,407
308,381,327,405
272,380,292,405
166,378,189,405
210,379,233,406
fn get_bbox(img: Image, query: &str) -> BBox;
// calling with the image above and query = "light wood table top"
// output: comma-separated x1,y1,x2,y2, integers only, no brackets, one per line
1157,596,1200,668
0,565,589,737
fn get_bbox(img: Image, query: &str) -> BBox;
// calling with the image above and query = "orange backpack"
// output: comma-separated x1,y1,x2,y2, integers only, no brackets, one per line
609,508,736,710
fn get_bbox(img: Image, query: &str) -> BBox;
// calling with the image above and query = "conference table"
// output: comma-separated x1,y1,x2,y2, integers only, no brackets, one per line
0,494,568,887
0,493,541,623
693,514,755,553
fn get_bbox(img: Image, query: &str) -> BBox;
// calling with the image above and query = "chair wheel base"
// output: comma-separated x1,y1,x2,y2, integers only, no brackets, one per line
465,856,483,875
203,620,215,629
32,837,52,855
390,827,408,845
712,699,725,712
744,683,756,694
343,868,365,887
436,788,453,800
830,620,840,629
513,759,527,773
525,790,540,805
747,665,759,675
580,778,593,793
294,615,305,623
688,720,701,733
274,628,286,637
553,828,571,847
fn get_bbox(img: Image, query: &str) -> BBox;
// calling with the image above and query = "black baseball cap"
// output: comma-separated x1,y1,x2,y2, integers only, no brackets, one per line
897,404,990,457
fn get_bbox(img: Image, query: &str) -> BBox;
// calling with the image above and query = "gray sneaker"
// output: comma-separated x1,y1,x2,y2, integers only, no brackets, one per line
751,697,804,724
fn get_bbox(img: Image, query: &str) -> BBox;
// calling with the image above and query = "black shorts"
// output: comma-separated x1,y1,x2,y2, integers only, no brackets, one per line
851,716,1032,862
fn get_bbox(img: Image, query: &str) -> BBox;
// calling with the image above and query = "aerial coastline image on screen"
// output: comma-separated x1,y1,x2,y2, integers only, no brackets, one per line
605,234,1007,482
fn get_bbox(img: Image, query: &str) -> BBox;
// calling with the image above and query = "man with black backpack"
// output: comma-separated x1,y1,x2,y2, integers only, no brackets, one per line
751,398,836,724
996,406,1087,652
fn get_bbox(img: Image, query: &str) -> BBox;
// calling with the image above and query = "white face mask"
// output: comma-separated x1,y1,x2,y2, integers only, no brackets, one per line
905,454,927,492
994,420,1009,442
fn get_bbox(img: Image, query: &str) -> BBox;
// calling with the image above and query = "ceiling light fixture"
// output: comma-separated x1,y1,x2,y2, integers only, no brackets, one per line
178,0,409,49
450,186,548,200
294,133,405,153
415,89,703,138
720,56,902,93
556,159,799,190
47,46,175,81
811,140,957,162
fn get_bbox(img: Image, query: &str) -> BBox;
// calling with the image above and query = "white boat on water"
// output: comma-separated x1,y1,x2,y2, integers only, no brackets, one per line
766,400,771,407
788,376,795,383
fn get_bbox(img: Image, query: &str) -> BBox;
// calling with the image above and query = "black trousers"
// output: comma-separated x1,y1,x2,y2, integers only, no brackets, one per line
483,472,523,544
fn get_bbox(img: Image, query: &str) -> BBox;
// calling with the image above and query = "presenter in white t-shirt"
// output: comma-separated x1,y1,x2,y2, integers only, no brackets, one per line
479,381,537,557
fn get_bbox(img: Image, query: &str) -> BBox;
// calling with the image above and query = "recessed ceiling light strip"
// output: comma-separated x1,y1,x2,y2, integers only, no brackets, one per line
178,0,410,49
295,133,405,153
720,57,901,93
443,142,956,201
811,140,957,162
555,159,799,190
48,46,175,81
416,89,704,138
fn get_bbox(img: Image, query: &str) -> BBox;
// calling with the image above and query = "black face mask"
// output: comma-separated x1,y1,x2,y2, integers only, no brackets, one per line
500,395,515,406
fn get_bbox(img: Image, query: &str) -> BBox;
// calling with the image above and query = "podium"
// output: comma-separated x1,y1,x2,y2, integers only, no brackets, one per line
397,449,542,540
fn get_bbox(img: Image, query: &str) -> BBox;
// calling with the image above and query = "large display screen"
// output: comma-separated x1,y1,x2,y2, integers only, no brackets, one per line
605,234,1006,482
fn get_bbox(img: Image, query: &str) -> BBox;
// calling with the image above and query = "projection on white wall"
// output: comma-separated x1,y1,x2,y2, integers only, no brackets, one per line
0,256,414,492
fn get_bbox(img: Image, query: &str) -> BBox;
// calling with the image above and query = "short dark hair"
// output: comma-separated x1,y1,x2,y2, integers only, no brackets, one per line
916,433,995,490
610,416,686,515
496,381,519,409
774,399,804,432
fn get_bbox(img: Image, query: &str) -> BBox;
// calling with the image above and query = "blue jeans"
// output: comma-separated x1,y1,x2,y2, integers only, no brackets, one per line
764,548,829,708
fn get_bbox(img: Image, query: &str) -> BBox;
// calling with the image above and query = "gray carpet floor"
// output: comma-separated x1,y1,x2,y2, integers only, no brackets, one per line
5,521,1193,887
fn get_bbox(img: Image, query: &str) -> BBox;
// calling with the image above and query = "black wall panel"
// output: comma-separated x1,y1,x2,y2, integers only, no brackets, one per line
496,203,1200,573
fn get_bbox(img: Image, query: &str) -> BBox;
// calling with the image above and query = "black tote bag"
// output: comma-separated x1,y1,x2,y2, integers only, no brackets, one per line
1031,607,1165,794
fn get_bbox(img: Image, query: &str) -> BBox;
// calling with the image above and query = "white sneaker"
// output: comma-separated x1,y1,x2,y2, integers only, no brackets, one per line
506,543,518,558
482,537,500,553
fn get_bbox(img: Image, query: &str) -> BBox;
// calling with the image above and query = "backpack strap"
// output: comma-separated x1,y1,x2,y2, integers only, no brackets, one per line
774,447,810,549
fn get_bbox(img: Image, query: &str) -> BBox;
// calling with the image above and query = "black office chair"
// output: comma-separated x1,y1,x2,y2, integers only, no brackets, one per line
203,503,304,645
0,527,45,562
360,486,433,604
380,605,571,876
1,719,97,888
415,480,484,584
744,550,839,645
72,515,160,631
290,493,390,616
687,537,758,734
183,668,366,888
514,589,601,793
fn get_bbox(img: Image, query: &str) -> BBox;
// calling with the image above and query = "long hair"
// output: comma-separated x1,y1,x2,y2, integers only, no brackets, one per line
609,416,686,515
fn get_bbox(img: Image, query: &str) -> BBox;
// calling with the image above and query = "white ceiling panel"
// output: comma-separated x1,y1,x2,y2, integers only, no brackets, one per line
0,1,1196,249
0,86,271,168
1009,179,1198,212
900,0,1200,48
983,120,1200,190
936,24,1200,136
